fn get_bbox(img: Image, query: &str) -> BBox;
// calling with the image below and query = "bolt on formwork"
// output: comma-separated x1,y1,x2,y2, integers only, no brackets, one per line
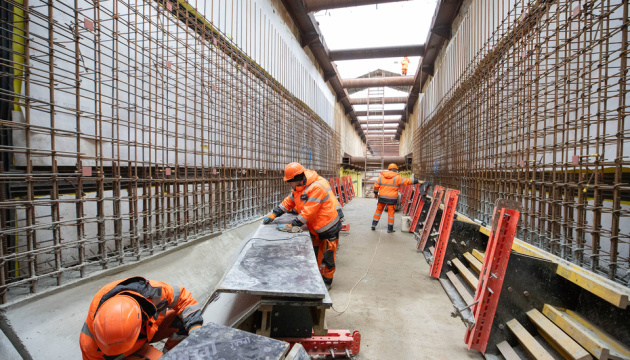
414,0,630,284
0,0,340,304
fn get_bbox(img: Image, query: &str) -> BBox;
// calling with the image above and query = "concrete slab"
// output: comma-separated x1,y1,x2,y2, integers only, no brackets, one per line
327,197,483,360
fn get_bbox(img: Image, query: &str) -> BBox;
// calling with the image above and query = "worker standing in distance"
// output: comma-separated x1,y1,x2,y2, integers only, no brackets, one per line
401,56,410,76
372,163,421,233
80,277,203,360
263,162,342,289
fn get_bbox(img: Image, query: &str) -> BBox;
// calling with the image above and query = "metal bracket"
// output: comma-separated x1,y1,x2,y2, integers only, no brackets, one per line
451,299,479,330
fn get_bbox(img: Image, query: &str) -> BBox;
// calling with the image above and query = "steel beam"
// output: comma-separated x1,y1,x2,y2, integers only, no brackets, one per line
350,97,407,104
348,156,406,165
342,76,415,89
329,45,424,61
303,0,407,12
355,109,405,116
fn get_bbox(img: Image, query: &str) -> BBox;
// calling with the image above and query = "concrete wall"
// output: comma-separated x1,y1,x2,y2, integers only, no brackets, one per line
0,221,260,360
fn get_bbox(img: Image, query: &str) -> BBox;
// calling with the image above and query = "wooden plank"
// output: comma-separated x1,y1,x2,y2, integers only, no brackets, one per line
542,304,630,360
526,308,592,360
445,271,474,305
463,252,482,274
496,340,522,360
472,248,485,262
452,258,478,290
506,318,555,360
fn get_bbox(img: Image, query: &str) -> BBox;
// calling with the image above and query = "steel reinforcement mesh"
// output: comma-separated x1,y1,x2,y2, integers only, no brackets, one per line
0,0,339,303
414,0,630,284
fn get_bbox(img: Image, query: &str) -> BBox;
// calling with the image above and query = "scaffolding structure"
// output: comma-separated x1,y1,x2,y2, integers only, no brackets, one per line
0,0,340,304
414,0,630,284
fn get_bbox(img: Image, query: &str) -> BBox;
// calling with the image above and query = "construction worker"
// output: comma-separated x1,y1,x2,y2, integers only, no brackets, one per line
401,56,410,76
80,277,203,360
372,163,421,233
263,162,342,289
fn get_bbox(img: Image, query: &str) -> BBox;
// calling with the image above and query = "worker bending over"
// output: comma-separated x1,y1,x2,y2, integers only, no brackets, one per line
263,162,342,289
80,277,203,360
372,163,421,233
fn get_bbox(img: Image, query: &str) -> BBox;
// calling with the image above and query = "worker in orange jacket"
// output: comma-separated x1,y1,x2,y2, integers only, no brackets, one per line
80,277,203,360
263,162,342,289
401,56,410,75
372,163,421,233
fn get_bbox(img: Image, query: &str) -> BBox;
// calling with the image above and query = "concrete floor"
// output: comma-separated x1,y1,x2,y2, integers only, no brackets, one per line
328,197,482,360
0,197,483,360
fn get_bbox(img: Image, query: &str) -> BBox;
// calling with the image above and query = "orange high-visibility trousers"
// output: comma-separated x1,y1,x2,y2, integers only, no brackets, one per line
312,234,338,285
373,202,395,225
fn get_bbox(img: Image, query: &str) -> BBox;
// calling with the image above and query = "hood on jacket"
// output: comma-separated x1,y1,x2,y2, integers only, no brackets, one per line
380,170,399,179
294,169,319,191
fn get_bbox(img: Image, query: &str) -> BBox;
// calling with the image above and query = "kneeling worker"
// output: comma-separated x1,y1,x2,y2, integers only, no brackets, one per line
80,277,203,360
372,163,422,233
263,162,342,289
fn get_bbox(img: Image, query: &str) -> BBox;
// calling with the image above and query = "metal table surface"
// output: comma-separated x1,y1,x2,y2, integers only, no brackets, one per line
161,321,289,360
215,214,328,299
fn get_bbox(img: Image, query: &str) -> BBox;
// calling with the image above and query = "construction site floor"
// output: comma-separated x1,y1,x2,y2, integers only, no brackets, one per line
0,197,483,360
329,197,482,359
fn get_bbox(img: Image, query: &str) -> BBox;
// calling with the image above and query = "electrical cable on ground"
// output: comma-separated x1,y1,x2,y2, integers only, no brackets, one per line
330,228,383,315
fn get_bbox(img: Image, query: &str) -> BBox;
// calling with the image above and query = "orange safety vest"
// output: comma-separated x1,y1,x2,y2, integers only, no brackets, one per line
401,57,410,70
281,170,340,234
80,277,202,360
374,170,413,204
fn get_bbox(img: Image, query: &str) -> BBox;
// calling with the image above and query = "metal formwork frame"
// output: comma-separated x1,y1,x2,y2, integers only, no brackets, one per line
417,185,445,251
429,188,460,278
465,200,521,354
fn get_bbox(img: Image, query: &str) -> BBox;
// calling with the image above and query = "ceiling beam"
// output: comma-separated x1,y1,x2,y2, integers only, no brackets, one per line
329,45,424,61
349,97,407,105
303,0,407,12
342,76,415,89
355,109,405,117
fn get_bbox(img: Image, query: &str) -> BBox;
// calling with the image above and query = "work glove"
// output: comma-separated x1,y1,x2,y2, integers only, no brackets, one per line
374,191,378,199
277,224,302,233
262,213,276,224
413,178,420,185
291,218,304,227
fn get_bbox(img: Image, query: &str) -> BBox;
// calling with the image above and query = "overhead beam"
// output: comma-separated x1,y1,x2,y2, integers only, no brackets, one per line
355,109,405,117
342,76,415,89
349,97,407,105
303,0,407,12
329,45,425,61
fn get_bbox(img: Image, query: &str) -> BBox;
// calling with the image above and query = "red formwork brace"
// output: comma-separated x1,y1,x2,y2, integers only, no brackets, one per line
405,184,421,216
343,176,352,202
417,186,446,250
329,177,343,207
347,176,354,200
348,177,356,198
335,177,344,206
341,223,350,232
409,184,431,233
428,188,460,278
465,199,521,354
279,330,361,357
401,185,413,214
407,184,424,222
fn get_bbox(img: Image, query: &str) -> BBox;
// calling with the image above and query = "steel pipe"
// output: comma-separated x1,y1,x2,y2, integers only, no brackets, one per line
348,156,407,165
355,110,405,116
342,76,415,89
329,45,424,61
350,97,407,104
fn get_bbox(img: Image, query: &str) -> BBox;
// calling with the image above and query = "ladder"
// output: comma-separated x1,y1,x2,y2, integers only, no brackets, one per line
363,73,386,195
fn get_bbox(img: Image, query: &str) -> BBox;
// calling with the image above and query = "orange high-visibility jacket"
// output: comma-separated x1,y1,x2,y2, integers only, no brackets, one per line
281,170,340,234
401,57,410,70
80,277,202,360
318,176,342,211
374,170,413,205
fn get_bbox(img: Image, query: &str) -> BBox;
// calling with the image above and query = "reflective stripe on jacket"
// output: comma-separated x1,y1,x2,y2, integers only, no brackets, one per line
281,170,340,234
80,277,202,360
374,170,412,204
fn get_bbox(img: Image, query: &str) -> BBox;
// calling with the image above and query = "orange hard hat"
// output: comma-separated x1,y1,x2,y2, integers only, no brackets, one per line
283,162,306,181
93,295,142,355
388,163,398,170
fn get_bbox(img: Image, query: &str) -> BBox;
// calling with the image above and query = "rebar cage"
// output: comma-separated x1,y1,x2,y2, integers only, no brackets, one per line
414,0,630,285
0,0,340,304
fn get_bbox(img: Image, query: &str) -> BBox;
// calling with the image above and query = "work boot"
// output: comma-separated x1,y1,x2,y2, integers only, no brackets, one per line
371,220,378,231
387,224,396,233
323,277,333,291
